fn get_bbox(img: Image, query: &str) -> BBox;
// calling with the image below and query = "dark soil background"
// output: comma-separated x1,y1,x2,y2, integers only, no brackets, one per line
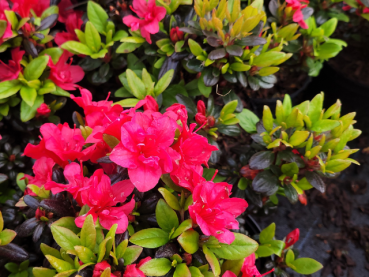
254,63,369,277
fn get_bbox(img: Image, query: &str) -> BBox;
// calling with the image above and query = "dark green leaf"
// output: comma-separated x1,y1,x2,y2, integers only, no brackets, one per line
252,170,279,196
249,151,275,170
305,171,325,193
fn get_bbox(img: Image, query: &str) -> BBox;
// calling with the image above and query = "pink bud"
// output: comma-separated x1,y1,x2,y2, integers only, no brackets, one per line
285,228,300,249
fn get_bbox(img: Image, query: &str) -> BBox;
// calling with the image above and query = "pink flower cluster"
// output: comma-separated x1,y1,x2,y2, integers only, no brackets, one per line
286,0,309,29
24,90,248,242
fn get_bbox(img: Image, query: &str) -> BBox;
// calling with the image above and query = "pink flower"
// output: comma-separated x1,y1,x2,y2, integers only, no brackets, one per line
45,162,89,206
92,261,117,277
286,0,309,29
189,181,248,244
284,228,300,249
110,112,179,192
123,0,166,44
12,0,50,18
24,123,86,167
0,1,13,43
24,157,55,196
143,95,159,112
57,0,83,23
0,47,24,81
36,103,51,118
75,169,135,233
240,253,274,277
170,122,218,192
124,257,152,277
55,12,83,46
47,51,84,91
71,88,123,128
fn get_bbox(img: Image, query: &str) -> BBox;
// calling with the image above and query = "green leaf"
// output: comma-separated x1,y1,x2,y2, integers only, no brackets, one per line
188,39,203,56
45,255,75,273
320,18,337,38
0,211,3,232
221,259,244,276
154,70,174,96
174,263,191,277
121,36,146,43
130,228,169,248
24,56,49,81
285,249,295,264
74,246,97,264
211,233,258,260
198,75,212,97
139,258,172,276
289,131,310,146
262,105,274,132
253,52,286,67
0,229,16,245
97,237,110,262
203,246,221,276
52,217,80,234
80,214,96,251
236,109,259,133
20,95,43,122
308,93,323,123
116,42,142,54
158,188,181,211
325,159,351,173
61,41,93,56
178,230,199,254
0,104,9,117
85,22,101,53
259,223,275,244
41,243,62,259
51,225,81,251
289,258,323,274
189,266,204,277
123,246,143,265
20,85,37,107
52,86,71,97
0,80,22,100
104,224,117,260
252,170,279,196
156,199,179,233
115,98,140,107
40,48,63,64
171,219,193,239
33,268,57,277
126,69,146,99
116,239,128,260
249,151,275,170
87,1,109,34
311,119,340,132
281,163,299,177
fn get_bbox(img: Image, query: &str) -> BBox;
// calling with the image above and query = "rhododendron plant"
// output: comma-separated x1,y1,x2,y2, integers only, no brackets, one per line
123,0,166,44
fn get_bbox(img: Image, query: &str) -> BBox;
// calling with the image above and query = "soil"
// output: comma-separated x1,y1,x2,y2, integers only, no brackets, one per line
329,19,369,87
329,44,369,87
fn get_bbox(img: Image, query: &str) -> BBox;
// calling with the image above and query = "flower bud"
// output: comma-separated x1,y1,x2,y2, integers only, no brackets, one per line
36,103,51,118
285,228,300,249
197,100,206,115
170,27,184,43
195,113,207,126
240,165,261,180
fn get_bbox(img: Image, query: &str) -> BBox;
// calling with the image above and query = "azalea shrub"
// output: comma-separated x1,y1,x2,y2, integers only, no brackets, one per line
11,92,321,277
0,0,363,276
236,93,361,205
